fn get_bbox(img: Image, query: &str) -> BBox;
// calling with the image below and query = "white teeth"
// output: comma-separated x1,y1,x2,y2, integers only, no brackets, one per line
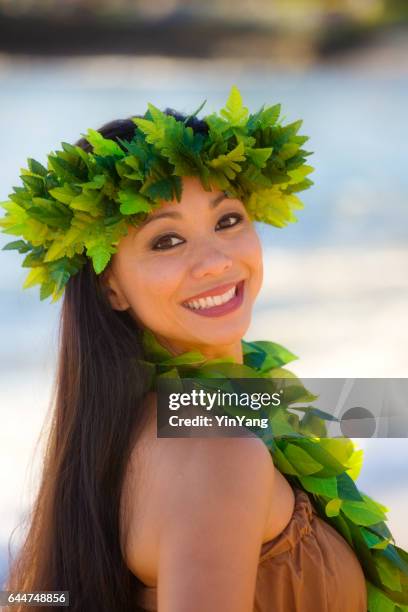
184,285,237,310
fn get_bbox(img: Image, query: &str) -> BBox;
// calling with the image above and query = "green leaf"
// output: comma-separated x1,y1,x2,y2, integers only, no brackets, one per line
86,243,112,274
79,174,106,190
40,279,55,300
22,246,46,268
22,266,47,289
139,174,181,202
246,188,303,228
208,141,246,176
194,361,259,380
342,498,388,526
27,198,72,229
368,522,394,542
325,512,353,547
70,192,102,217
345,448,365,481
375,555,402,592
318,438,355,463
48,155,80,182
272,445,299,475
116,156,144,181
269,411,298,438
367,582,396,612
133,103,172,148
20,173,45,196
285,443,324,475
287,164,314,184
381,544,408,574
118,190,153,215
157,367,182,380
246,147,273,168
299,412,328,437
160,122,205,176
290,438,345,477
278,382,318,405
253,104,281,130
336,471,364,501
361,527,391,550
300,406,339,422
298,475,338,497
161,352,208,366
2,239,32,253
278,143,300,160
49,184,80,204
47,255,85,293
27,158,48,177
325,498,342,517
84,129,123,156
43,211,93,262
242,339,298,370
142,328,174,362
220,85,249,127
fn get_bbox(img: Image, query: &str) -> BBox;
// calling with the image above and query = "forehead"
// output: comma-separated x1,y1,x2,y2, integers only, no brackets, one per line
141,194,227,228
168,176,224,205
138,177,231,228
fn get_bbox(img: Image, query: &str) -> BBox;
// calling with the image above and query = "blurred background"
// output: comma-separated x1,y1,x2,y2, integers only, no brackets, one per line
1,0,407,587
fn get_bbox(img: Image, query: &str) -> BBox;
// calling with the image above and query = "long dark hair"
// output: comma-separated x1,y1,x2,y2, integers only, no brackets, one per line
6,109,209,611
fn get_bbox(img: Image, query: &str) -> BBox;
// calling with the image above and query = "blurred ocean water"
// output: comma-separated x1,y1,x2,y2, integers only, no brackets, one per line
0,56,407,585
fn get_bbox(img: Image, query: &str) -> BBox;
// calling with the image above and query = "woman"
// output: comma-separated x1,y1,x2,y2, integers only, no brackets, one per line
99,173,367,612
2,88,406,611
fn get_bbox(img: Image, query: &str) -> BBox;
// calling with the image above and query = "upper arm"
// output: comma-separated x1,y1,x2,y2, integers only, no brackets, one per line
156,436,275,612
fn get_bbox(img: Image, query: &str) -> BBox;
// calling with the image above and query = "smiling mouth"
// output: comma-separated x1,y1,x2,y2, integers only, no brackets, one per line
181,280,245,316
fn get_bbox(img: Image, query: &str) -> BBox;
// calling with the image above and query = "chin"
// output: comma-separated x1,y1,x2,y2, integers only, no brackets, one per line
193,320,251,348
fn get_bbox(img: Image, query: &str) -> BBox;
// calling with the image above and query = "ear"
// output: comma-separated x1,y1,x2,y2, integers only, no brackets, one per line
99,268,130,312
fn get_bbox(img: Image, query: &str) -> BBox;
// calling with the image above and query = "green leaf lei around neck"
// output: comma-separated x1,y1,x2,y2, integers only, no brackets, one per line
0,85,313,302
141,328,408,612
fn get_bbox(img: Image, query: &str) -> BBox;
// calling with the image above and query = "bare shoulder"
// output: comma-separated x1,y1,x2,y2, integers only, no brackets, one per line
148,400,275,611
130,389,275,482
121,390,276,589
159,432,275,517
138,391,275,520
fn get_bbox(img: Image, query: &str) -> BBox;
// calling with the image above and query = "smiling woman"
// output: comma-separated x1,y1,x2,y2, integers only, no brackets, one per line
100,175,263,363
1,88,407,612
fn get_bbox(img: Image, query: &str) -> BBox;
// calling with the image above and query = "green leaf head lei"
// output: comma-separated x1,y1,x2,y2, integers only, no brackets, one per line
0,85,313,302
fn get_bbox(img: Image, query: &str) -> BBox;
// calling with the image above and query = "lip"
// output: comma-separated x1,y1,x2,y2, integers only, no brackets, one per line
181,280,245,318
182,280,243,303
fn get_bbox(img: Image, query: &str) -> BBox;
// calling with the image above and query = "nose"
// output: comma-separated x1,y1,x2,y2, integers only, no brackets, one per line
190,243,233,279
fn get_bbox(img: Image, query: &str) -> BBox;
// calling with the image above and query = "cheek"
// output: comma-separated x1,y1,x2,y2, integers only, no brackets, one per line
121,254,184,314
239,231,263,298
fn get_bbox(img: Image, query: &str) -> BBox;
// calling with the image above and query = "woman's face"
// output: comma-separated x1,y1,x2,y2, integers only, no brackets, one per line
103,176,263,357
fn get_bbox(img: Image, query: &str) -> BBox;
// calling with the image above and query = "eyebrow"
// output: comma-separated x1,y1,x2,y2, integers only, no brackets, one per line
138,192,229,228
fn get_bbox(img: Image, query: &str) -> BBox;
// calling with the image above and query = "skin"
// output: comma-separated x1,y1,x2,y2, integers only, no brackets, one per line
101,175,264,364
105,177,295,610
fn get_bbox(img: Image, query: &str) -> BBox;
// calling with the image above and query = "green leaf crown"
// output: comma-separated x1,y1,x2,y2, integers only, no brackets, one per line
0,85,314,302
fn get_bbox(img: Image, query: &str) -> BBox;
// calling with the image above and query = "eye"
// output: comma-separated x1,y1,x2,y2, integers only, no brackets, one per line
151,234,184,251
216,212,244,230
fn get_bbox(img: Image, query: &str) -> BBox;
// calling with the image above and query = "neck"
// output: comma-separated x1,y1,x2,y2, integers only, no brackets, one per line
153,333,244,365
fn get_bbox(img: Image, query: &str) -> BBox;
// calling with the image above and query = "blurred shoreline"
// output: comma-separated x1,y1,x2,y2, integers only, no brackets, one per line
0,8,407,69
1,29,408,77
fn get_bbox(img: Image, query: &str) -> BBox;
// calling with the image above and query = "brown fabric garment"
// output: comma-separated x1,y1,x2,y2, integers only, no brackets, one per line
135,487,367,611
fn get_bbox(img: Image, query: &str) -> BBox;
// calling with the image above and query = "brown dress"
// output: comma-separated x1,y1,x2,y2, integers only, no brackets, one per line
135,486,368,611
